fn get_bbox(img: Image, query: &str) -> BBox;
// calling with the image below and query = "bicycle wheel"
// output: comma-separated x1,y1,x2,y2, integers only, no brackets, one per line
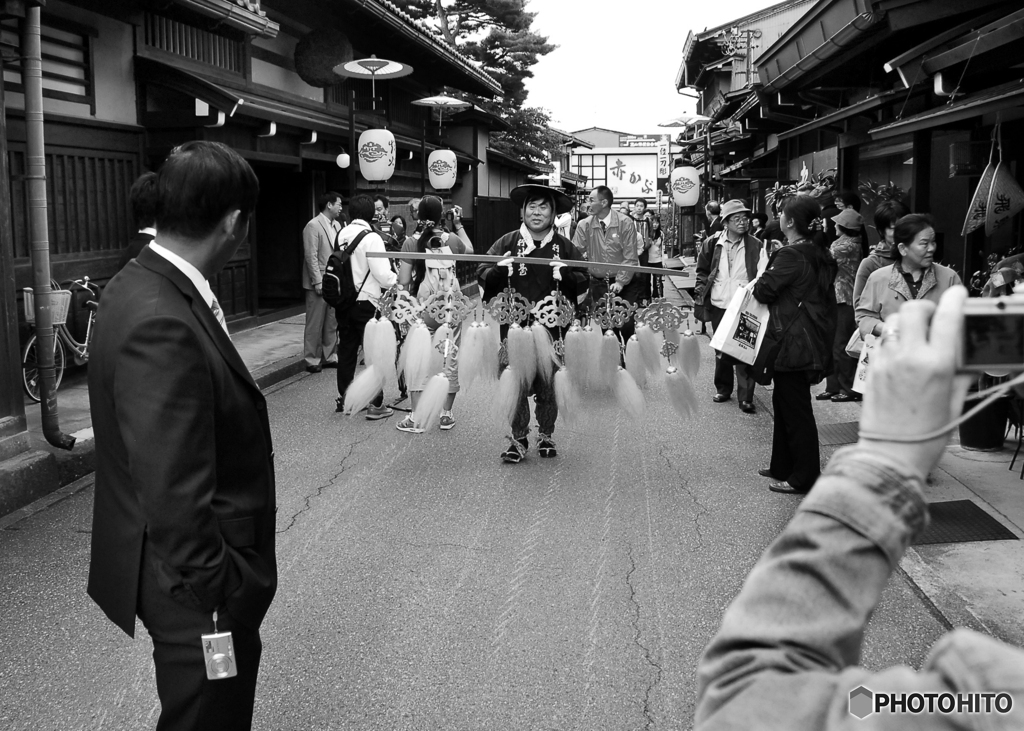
21,333,66,402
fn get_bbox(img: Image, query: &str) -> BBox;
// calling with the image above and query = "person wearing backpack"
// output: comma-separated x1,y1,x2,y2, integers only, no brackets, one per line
393,195,469,433
333,194,398,418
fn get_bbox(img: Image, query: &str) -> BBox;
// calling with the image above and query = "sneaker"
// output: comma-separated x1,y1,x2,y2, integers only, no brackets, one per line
500,436,528,463
365,405,394,421
439,410,455,431
538,434,557,458
395,415,424,433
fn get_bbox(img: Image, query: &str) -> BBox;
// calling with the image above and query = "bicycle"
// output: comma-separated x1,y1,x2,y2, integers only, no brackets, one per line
21,277,100,402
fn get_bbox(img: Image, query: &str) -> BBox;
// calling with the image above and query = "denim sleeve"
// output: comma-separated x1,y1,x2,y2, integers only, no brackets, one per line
695,446,931,729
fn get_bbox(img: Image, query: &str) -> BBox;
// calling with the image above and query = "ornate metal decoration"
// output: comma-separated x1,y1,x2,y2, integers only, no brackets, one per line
379,286,422,328
531,290,575,329
422,287,475,327
591,292,637,330
661,340,679,360
486,287,532,325
636,298,688,334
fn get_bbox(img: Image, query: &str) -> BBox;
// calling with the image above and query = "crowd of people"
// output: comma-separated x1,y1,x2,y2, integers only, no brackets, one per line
90,141,1024,730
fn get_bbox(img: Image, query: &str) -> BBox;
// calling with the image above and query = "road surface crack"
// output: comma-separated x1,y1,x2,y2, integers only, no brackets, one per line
276,437,367,533
657,444,709,546
626,545,663,731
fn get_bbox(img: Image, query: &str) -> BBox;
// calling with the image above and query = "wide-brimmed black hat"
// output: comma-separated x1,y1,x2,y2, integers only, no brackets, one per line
509,184,573,215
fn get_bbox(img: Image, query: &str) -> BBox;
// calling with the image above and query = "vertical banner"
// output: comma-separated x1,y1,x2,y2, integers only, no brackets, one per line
550,161,562,188
657,135,670,195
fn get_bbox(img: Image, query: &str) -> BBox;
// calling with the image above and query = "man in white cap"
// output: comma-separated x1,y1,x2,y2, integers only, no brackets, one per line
694,199,763,413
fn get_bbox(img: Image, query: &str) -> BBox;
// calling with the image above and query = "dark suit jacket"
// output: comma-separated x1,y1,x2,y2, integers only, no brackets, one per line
87,247,277,637
117,230,155,271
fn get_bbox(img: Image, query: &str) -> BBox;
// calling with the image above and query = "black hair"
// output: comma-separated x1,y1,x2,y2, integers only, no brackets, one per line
130,171,159,230
872,199,909,237
348,194,374,223
836,189,862,212
782,194,826,246
891,213,936,262
156,141,259,240
373,194,390,208
706,201,721,216
750,212,768,228
594,185,614,206
318,191,342,213
390,214,406,233
836,224,860,238
633,197,647,209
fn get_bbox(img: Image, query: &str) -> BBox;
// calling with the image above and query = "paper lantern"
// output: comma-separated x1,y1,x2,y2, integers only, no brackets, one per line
357,129,396,182
428,149,458,190
336,152,350,169
671,165,700,207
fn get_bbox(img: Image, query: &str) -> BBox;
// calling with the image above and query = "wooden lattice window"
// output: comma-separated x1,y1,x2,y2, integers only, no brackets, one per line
8,145,137,259
143,12,245,74
0,15,96,113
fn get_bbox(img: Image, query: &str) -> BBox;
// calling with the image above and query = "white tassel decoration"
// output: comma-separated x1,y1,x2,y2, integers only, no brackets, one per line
363,318,398,390
507,324,537,388
342,364,384,415
624,335,647,389
679,329,701,380
414,373,450,431
493,366,523,428
531,323,557,384
615,367,647,422
400,322,433,391
580,325,605,393
637,323,661,376
563,324,586,390
596,330,621,392
458,322,485,391
665,366,699,420
554,366,579,429
479,317,500,385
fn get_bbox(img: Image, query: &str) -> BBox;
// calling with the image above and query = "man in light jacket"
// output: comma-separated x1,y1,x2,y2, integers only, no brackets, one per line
694,199,763,413
301,191,343,373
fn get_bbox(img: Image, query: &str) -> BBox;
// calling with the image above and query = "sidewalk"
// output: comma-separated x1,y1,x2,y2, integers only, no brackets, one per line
7,283,1024,651
663,271,1024,649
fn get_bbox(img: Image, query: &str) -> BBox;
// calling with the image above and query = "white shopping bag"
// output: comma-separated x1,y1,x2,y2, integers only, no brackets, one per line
851,332,877,394
709,282,770,366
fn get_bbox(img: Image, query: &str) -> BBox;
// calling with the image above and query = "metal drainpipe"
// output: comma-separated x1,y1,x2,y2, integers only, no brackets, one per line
24,4,74,451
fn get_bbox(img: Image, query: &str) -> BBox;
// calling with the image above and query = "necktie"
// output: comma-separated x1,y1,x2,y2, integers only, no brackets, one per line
210,294,229,335
600,221,606,233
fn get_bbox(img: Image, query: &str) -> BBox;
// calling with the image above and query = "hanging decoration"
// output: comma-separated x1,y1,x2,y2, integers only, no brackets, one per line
357,129,396,182
427,149,458,190
985,124,1024,236
670,163,701,207
963,129,998,237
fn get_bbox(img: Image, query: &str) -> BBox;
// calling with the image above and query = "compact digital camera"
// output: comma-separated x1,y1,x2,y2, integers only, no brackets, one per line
959,295,1024,373
201,631,237,680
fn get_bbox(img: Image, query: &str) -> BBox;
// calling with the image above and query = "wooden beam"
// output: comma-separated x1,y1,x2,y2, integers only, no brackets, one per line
881,0,1008,31
922,11,1024,75
883,7,1008,75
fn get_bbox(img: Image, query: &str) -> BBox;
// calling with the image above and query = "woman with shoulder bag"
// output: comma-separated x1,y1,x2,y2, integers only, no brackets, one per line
751,195,838,495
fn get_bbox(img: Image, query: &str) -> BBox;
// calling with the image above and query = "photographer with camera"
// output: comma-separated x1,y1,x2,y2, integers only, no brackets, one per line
395,196,469,433
696,285,1024,729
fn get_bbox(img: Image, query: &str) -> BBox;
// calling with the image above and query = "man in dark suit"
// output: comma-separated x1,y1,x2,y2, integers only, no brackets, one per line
88,141,276,731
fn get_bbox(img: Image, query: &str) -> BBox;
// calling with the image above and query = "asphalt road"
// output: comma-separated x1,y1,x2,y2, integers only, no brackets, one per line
0,341,950,730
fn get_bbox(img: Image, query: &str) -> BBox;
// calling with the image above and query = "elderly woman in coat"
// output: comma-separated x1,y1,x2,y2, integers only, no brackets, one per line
855,213,961,340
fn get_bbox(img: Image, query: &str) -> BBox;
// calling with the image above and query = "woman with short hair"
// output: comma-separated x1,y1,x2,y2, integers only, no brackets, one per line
855,213,962,340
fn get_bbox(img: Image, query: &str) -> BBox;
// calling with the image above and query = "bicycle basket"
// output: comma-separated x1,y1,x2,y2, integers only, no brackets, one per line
23,288,72,325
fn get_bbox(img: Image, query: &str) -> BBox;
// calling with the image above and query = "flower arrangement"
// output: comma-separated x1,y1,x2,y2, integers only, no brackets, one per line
857,180,906,207
764,167,837,215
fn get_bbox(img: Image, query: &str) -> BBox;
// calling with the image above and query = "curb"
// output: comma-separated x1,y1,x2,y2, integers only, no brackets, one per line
0,354,305,520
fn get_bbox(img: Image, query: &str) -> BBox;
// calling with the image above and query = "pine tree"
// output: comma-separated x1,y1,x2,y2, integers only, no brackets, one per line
403,0,558,164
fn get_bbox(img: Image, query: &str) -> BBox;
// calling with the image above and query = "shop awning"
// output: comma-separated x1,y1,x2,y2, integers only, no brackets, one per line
777,89,899,141
870,80,1024,140
136,56,349,137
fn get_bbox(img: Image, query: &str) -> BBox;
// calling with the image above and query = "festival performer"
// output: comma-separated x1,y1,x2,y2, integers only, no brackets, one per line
478,184,588,464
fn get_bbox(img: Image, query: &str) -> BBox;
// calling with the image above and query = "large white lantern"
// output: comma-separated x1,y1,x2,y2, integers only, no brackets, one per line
427,149,458,190
357,129,396,182
671,164,701,207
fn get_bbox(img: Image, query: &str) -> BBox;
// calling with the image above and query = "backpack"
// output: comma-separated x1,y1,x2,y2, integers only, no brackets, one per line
322,229,371,310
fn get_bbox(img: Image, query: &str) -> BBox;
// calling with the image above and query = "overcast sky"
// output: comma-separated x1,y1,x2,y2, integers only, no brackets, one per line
523,0,783,136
